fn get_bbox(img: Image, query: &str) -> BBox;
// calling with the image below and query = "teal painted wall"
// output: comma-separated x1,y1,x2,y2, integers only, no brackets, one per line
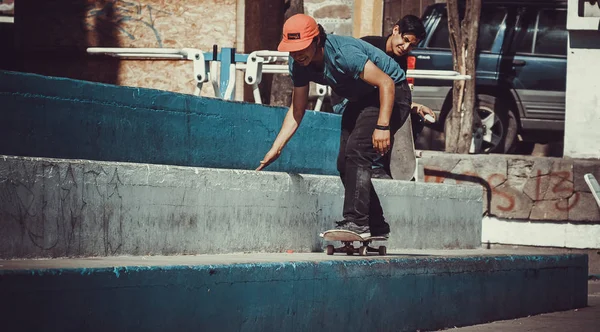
0,70,341,175
0,254,589,332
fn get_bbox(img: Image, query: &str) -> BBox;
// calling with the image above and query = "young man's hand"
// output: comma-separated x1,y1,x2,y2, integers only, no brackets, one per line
373,129,391,155
414,104,436,123
256,149,281,171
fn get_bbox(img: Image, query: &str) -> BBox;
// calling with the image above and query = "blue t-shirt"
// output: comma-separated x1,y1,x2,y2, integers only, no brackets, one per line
289,34,406,101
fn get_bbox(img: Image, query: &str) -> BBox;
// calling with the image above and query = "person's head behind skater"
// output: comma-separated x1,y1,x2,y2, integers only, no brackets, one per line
278,14,326,66
388,14,426,57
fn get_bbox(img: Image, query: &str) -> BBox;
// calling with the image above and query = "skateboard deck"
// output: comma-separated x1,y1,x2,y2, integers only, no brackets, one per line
390,115,417,181
584,173,600,208
320,230,387,256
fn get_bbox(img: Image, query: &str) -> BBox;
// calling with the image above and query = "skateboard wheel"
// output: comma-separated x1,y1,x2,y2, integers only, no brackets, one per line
326,245,334,255
359,246,368,256
378,246,387,256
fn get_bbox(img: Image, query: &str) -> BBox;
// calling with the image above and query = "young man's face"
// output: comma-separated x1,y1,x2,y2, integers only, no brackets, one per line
290,40,318,66
389,26,420,57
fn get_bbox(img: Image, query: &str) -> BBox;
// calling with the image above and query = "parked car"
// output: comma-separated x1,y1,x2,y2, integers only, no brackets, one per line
410,0,568,153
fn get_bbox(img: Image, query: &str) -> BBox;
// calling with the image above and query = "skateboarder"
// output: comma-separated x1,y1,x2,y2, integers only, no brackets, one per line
256,14,413,238
332,14,436,179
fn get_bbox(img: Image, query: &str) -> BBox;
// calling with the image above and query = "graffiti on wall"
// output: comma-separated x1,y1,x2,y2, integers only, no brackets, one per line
425,169,578,213
420,156,600,222
0,161,125,256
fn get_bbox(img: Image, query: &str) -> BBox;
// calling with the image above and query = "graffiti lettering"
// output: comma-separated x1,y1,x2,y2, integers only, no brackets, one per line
555,192,580,211
424,167,580,215
488,173,515,212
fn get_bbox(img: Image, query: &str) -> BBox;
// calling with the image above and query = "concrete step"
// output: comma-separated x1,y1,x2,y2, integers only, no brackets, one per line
0,250,588,332
0,155,482,259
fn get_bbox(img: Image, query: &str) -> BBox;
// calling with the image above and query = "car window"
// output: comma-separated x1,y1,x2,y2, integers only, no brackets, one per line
428,8,507,51
428,16,450,49
479,9,507,51
514,8,567,56
428,15,450,49
535,9,567,56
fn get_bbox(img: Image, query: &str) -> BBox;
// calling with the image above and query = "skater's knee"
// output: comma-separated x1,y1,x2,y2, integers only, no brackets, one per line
344,146,374,168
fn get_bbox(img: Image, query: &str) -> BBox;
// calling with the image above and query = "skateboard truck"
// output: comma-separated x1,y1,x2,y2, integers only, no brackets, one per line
326,240,387,256
321,230,387,256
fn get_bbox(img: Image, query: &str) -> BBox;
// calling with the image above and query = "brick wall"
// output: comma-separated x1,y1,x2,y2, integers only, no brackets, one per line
306,0,354,36
14,0,239,98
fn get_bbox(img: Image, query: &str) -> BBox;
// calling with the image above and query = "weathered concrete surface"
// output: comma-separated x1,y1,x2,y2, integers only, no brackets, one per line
0,252,588,332
421,152,600,222
0,155,483,259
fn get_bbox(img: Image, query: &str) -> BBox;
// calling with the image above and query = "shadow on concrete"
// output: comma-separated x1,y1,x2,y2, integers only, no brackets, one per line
424,168,492,215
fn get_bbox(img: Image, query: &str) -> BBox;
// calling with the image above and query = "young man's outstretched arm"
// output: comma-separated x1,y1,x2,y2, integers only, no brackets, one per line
256,85,309,171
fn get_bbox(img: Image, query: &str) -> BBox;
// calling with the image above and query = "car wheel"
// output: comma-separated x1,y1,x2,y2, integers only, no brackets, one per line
444,94,517,154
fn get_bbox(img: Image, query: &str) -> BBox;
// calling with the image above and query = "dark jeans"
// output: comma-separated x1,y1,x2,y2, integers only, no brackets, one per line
336,81,412,234
371,112,425,179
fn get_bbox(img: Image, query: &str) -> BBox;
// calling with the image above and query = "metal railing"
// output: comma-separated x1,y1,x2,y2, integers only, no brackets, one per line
584,174,600,208
87,46,471,112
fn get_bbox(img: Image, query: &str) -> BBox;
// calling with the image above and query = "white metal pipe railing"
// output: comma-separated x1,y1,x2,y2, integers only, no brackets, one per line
407,69,471,80
236,63,288,72
87,47,187,56
102,53,185,59
86,47,472,112
584,174,600,208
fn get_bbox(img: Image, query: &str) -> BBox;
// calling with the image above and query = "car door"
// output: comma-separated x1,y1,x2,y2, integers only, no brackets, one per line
503,6,567,130
411,5,508,113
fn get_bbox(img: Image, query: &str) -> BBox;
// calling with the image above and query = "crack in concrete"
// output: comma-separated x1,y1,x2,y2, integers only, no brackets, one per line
491,178,508,189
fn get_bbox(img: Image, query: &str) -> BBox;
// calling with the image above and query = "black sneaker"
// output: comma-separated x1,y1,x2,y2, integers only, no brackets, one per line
335,221,370,237
370,224,390,239
369,232,390,239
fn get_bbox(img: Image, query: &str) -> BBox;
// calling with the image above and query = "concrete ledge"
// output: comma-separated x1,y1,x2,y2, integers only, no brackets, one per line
0,70,340,175
483,216,600,249
0,252,588,332
0,155,483,258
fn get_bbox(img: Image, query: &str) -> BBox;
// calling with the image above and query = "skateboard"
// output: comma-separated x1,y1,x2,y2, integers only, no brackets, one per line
319,230,387,256
389,114,418,181
584,173,600,208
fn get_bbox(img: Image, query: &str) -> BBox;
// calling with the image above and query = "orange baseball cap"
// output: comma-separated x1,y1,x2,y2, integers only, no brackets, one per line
277,14,320,52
